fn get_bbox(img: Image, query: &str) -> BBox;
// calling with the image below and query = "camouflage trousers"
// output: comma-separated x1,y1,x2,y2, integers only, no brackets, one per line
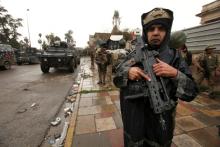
90,55,95,68
196,70,215,94
106,64,113,86
119,93,175,147
97,64,107,84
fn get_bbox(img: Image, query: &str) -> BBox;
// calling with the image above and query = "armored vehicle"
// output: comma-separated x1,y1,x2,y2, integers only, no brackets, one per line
40,41,80,73
0,44,15,70
26,47,41,64
15,47,41,65
14,48,28,65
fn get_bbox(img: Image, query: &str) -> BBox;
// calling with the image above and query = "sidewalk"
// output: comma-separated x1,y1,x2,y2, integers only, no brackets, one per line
65,57,220,147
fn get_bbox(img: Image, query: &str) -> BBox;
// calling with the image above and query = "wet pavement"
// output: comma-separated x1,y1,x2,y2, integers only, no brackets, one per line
66,57,220,147
0,64,80,147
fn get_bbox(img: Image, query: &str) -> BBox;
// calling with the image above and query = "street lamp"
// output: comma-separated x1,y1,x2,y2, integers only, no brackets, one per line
26,9,31,47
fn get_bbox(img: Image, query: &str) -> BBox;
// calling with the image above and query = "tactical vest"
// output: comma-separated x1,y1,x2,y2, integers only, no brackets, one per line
199,53,218,71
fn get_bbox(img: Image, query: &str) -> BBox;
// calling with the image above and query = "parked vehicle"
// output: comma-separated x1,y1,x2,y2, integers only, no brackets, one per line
15,47,41,65
0,44,15,70
40,41,80,73
26,47,41,64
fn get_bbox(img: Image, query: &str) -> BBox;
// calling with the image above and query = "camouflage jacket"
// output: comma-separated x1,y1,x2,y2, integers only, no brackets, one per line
95,48,108,65
180,50,192,66
197,52,218,71
113,46,198,102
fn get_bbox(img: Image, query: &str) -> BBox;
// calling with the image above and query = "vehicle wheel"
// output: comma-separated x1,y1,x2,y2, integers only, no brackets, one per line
29,59,32,64
4,61,11,70
17,62,22,65
40,64,50,73
69,59,75,73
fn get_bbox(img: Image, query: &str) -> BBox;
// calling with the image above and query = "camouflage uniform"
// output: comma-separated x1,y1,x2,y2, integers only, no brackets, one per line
170,31,192,66
90,47,95,68
106,52,113,86
195,45,218,96
113,8,198,147
180,47,192,66
95,45,108,84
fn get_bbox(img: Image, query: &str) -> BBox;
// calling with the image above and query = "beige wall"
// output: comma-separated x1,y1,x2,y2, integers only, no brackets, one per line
197,0,220,24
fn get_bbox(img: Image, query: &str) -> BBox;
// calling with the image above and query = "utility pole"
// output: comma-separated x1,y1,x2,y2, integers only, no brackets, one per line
26,9,31,47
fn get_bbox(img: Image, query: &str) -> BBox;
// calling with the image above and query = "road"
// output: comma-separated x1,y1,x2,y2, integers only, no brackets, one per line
0,64,79,147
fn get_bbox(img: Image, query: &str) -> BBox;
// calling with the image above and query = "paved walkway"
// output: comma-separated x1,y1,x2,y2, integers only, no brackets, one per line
66,57,220,147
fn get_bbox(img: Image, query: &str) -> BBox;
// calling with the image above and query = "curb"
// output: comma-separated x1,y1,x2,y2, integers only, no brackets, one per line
64,77,83,147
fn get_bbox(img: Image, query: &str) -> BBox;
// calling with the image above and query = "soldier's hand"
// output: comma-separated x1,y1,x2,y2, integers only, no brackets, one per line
128,67,151,81
153,58,178,78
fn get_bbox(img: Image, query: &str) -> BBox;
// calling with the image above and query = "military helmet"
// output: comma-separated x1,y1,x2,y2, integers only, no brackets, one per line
205,45,216,51
169,31,187,49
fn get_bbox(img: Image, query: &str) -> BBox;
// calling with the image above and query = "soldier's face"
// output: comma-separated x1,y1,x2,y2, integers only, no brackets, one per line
147,24,166,46
206,48,213,54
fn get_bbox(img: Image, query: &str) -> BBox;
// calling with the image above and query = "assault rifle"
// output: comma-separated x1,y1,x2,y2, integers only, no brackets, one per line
141,49,175,114
138,47,175,130
123,46,176,130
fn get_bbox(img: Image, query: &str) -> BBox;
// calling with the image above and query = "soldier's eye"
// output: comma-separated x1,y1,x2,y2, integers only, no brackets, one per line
148,25,166,32
148,26,156,32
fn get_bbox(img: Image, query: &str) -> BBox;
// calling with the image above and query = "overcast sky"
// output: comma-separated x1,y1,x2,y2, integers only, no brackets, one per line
1,0,214,48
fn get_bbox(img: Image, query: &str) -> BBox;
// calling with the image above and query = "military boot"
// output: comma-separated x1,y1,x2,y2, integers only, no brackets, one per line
102,74,106,85
97,73,102,84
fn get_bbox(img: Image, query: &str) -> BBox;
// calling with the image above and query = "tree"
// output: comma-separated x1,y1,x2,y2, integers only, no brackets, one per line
38,33,42,38
45,33,61,46
23,37,29,48
42,40,48,50
38,33,42,49
0,5,23,48
0,6,9,43
19,40,27,49
65,30,75,46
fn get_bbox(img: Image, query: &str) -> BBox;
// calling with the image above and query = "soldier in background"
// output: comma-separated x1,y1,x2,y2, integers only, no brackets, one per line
90,47,95,69
95,42,108,85
106,51,113,87
194,45,219,98
88,41,96,69
170,31,192,66
179,44,192,66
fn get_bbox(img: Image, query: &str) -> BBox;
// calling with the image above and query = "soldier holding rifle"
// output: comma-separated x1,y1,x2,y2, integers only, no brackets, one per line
113,8,198,147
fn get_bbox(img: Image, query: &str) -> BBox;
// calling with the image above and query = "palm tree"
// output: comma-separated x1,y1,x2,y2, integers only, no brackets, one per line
38,33,42,38
64,30,74,45
24,37,29,48
9,18,23,40
38,33,42,49
45,33,60,46
0,5,23,48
